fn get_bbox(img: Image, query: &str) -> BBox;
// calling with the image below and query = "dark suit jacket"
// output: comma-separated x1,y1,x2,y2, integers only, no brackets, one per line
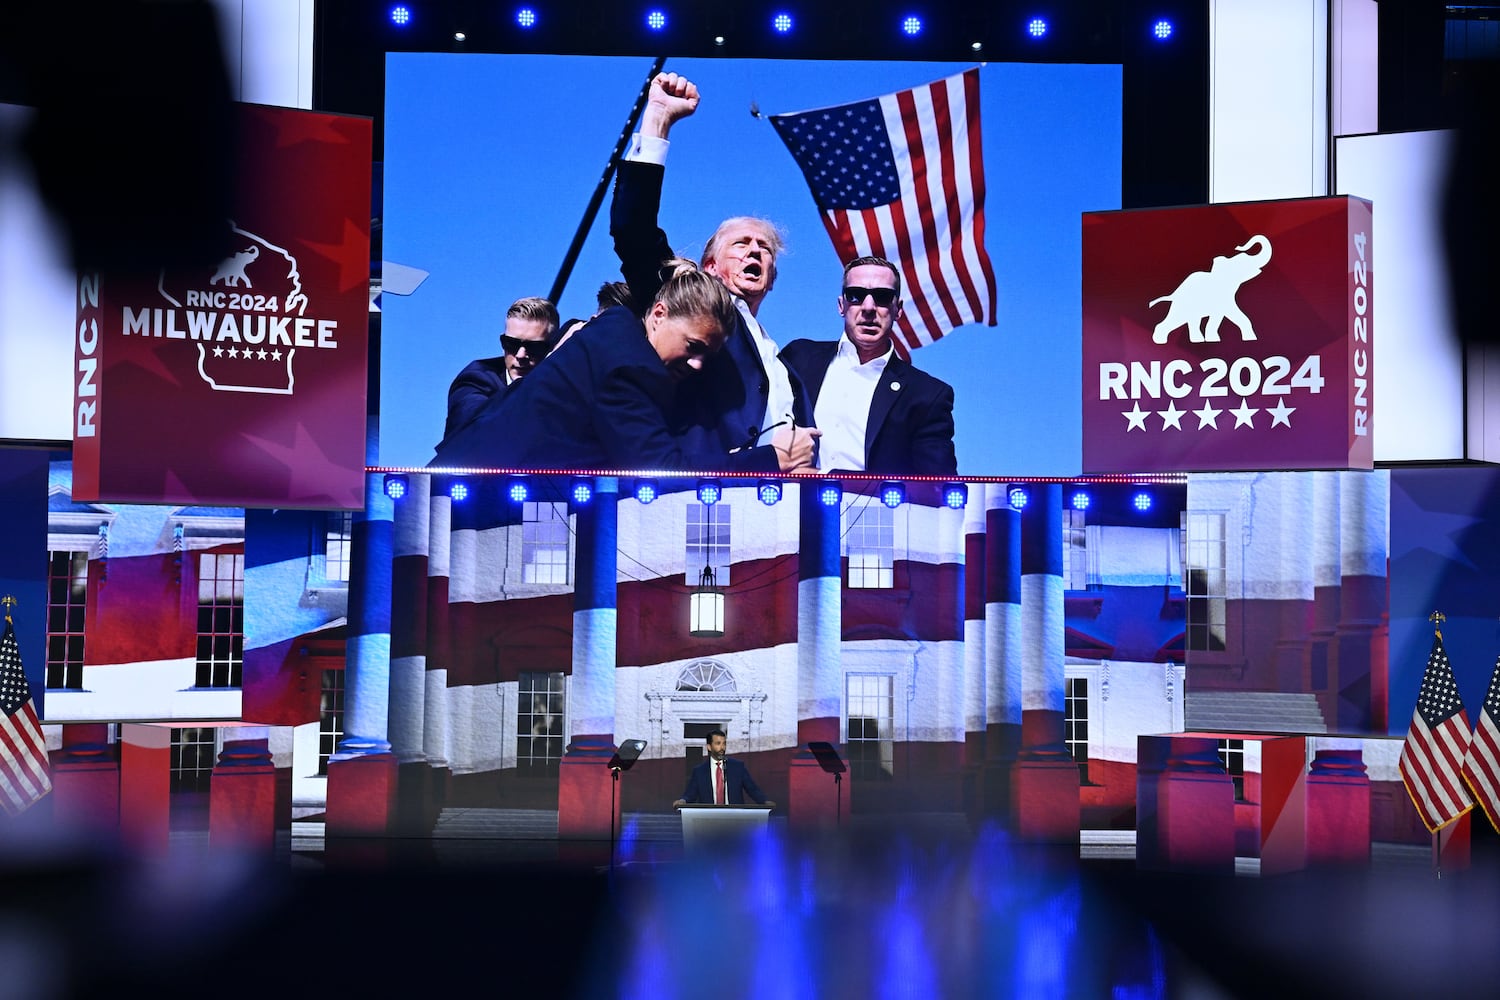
429,307,781,472
440,356,508,448
682,756,767,805
610,159,810,455
779,339,958,475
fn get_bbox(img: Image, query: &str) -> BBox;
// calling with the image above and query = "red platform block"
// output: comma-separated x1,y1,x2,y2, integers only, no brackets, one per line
788,750,845,830
49,734,120,837
209,737,281,851
1010,756,1081,843
557,740,619,841
326,750,398,837
1305,747,1371,867
1137,735,1235,872
1235,735,1308,875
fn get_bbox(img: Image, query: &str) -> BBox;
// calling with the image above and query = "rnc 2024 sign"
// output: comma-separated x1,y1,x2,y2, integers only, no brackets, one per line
1082,196,1372,473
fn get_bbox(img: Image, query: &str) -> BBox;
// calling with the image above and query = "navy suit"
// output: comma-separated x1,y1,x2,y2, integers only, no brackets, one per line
429,308,782,472
439,356,508,448
610,159,810,455
779,339,958,475
682,756,767,806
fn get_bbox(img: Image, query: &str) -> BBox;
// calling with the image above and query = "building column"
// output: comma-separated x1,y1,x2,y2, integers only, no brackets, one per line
961,487,987,818
422,485,453,827
1307,471,1341,721
981,486,1021,818
326,469,397,836
1011,483,1080,842
1136,734,1236,872
558,477,619,841
789,481,845,829
119,723,171,856
390,472,432,835
1330,470,1389,731
1273,473,1316,692
1305,737,1371,867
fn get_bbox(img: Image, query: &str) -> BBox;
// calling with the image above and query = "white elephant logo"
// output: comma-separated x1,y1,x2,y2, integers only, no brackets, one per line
1149,235,1272,344
210,244,260,288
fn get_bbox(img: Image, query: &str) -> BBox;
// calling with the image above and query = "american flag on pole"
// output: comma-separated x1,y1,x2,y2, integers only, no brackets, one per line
1462,653,1500,833
769,68,997,358
1,608,52,817
1398,632,1474,833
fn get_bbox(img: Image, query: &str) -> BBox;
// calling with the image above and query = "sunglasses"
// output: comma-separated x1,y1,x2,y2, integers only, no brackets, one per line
501,335,553,357
842,286,899,308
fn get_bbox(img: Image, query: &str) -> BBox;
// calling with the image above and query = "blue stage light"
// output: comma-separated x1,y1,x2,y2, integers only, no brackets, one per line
1071,491,1091,511
758,481,783,506
942,483,968,509
571,479,593,505
1152,19,1174,40
634,479,658,505
818,480,842,507
516,7,537,28
389,5,412,26
880,481,907,509
1008,486,1029,510
697,480,722,506
1133,491,1153,512
772,12,793,34
646,9,667,31
383,474,409,500
508,479,530,504
902,14,923,36
449,481,469,502
1028,17,1048,38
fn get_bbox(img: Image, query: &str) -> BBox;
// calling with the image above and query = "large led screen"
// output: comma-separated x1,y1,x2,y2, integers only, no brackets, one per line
382,55,1122,478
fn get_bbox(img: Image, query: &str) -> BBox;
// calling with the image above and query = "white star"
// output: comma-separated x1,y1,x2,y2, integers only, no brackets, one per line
1123,402,1150,431
1158,401,1185,430
257,348,269,360
1267,398,1295,427
1231,400,1259,428
1194,401,1221,429
227,347,240,359
213,345,224,358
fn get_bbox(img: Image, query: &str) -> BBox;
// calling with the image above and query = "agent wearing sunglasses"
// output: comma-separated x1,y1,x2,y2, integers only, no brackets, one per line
431,261,818,474
611,71,813,463
438,296,559,448
781,257,957,476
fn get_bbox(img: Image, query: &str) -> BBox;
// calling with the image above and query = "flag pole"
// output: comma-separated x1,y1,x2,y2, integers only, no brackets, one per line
546,56,667,306
1432,609,1446,879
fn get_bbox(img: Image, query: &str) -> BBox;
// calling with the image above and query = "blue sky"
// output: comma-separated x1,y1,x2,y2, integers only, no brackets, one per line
382,55,1121,474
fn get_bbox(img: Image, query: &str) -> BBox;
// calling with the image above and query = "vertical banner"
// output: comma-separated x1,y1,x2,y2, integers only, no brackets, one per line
73,104,372,508
1082,196,1372,473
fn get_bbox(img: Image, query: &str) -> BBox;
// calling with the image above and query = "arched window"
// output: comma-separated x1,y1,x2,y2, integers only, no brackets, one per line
675,660,736,693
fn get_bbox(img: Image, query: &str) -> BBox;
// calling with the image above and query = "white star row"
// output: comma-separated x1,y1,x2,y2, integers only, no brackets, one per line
1120,398,1296,431
211,345,284,361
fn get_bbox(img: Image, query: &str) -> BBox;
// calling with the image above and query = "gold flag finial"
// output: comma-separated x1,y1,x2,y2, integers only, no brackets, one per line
1430,610,1446,639
1,594,14,624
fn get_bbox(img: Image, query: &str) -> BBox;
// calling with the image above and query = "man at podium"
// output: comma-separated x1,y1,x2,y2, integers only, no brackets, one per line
674,729,773,809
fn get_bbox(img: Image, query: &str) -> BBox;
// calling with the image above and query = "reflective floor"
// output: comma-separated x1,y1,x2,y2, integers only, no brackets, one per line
3,811,1498,1000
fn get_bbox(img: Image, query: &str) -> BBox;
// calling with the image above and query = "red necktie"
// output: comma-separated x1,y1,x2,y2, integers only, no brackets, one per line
715,761,726,804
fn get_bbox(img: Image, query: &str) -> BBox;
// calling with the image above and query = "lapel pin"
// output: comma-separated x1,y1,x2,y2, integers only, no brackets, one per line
890,381,902,391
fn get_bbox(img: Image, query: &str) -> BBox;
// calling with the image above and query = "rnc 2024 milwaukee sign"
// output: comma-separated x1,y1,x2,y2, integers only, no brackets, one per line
72,104,371,508
1082,196,1372,473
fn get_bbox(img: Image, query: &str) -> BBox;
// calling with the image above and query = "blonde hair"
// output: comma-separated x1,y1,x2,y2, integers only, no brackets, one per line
701,217,785,280
653,257,738,333
506,295,560,334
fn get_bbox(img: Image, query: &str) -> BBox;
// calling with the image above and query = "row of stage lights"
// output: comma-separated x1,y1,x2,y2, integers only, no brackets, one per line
382,475,1159,513
387,5,1177,45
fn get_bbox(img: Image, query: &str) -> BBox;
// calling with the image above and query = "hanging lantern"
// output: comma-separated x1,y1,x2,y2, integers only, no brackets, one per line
689,564,724,637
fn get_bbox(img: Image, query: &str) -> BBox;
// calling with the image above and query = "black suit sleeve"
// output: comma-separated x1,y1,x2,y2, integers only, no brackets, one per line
609,160,673,312
738,761,768,805
910,380,958,476
594,366,781,473
442,363,501,442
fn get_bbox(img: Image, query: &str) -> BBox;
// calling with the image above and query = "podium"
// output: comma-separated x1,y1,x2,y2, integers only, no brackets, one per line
677,804,773,852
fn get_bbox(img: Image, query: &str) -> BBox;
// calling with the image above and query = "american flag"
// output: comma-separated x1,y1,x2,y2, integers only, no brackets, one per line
1462,653,1500,833
1398,633,1474,833
769,68,997,357
1,613,52,816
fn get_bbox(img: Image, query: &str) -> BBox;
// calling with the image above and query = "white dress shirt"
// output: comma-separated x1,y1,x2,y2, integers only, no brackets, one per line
813,334,893,472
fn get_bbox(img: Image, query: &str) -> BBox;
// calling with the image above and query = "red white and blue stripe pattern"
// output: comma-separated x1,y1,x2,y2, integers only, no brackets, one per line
1399,633,1474,833
1462,653,1500,833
